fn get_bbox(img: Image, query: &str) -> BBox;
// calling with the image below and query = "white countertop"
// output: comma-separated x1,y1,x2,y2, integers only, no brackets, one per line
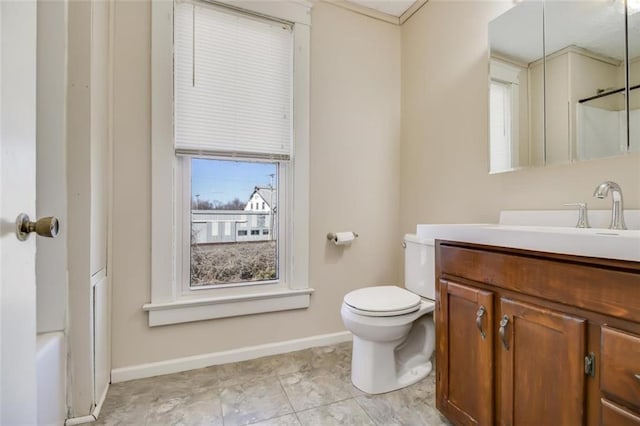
416,222,640,263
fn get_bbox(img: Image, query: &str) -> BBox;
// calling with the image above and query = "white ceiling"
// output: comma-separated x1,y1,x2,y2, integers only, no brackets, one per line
344,0,418,18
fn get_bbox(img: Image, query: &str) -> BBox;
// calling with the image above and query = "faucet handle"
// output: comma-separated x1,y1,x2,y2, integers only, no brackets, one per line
564,203,590,228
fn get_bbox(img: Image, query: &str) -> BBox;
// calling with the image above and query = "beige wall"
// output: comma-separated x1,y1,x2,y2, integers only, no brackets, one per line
111,1,401,368
400,0,640,233
113,0,640,369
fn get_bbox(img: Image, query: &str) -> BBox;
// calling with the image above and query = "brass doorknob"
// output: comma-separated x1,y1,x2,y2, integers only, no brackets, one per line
15,213,60,241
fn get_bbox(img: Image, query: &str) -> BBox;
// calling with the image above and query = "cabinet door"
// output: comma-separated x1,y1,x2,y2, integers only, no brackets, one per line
601,326,640,413
437,280,494,426
499,299,586,425
601,399,640,426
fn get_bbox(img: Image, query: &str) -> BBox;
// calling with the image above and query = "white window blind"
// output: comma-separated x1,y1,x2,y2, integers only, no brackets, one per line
174,1,293,158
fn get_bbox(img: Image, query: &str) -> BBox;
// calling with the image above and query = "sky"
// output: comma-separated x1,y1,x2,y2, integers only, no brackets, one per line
191,158,277,204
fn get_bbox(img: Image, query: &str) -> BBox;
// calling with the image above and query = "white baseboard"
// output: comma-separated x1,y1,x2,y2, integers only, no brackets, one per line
64,382,110,425
93,382,109,419
111,331,352,383
65,415,95,426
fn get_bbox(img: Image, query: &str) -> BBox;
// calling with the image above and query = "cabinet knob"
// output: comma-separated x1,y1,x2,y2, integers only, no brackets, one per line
476,306,487,340
585,353,596,377
499,315,510,350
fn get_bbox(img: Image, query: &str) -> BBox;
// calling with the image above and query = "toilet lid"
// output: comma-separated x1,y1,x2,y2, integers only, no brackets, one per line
344,286,421,315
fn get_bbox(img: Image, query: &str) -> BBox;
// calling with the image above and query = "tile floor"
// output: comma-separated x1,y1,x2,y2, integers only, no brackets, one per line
93,342,451,426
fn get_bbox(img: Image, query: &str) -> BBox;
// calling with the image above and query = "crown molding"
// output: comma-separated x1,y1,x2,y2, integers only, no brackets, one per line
399,0,427,24
322,0,399,24
320,0,428,25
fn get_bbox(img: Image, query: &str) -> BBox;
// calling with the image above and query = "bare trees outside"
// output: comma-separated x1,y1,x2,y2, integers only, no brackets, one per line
192,197,245,210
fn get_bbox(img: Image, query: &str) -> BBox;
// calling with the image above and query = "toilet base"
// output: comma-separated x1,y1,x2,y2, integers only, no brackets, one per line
352,353,433,395
349,314,435,394
396,359,432,389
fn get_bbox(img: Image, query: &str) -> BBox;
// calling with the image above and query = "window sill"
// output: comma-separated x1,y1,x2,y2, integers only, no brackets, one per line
142,288,314,327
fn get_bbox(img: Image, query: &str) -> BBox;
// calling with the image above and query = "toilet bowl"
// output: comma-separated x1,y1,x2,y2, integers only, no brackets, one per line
341,234,436,394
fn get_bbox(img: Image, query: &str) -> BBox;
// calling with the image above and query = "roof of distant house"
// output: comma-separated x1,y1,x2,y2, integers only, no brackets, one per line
249,186,276,208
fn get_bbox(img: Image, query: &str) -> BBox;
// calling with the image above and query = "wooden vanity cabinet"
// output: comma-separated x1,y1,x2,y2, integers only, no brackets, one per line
435,241,640,426
498,299,587,425
438,281,495,425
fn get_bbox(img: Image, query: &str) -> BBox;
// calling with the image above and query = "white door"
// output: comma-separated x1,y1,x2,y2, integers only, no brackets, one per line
1,1,39,424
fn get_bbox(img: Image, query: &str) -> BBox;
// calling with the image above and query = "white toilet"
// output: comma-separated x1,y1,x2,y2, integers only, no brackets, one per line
341,234,436,394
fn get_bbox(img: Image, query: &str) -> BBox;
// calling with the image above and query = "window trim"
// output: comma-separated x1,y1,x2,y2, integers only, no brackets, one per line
146,0,312,327
489,79,514,172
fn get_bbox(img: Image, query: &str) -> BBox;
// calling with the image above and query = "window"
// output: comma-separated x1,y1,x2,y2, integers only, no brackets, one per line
147,0,311,326
489,59,521,173
176,3,288,290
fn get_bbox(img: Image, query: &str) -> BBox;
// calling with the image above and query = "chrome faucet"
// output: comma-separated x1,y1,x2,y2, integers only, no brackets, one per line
564,202,590,228
593,181,627,230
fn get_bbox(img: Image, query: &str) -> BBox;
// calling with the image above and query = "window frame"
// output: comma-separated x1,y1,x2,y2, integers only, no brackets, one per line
145,0,312,327
177,156,286,296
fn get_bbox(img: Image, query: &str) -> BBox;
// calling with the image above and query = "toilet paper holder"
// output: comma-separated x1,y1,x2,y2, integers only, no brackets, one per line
326,232,359,242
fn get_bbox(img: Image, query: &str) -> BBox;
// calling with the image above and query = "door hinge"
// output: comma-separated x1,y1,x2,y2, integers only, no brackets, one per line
585,352,596,377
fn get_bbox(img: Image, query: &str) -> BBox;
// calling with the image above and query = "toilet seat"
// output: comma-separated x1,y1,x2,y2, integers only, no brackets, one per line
343,286,421,317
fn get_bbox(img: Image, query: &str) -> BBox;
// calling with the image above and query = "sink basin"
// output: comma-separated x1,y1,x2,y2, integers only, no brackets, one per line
416,223,640,262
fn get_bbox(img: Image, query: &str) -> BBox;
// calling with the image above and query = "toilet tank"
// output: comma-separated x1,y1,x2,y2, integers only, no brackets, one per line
404,234,435,300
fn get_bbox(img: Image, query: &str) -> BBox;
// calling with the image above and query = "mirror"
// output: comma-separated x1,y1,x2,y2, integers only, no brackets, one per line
545,0,626,165
488,1,544,172
488,0,636,174
630,0,640,153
